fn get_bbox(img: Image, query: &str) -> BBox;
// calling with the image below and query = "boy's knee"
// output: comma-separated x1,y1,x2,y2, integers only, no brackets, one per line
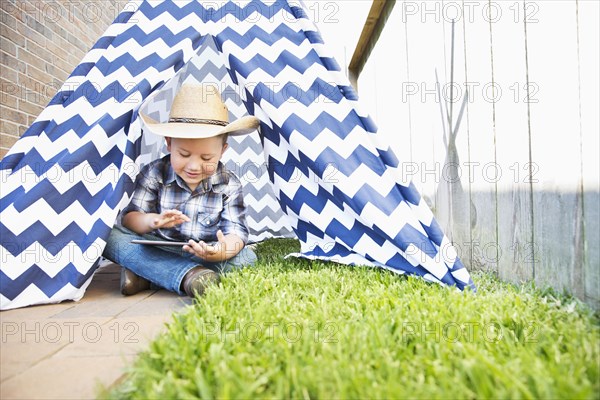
103,226,138,262
218,247,257,274
239,246,257,266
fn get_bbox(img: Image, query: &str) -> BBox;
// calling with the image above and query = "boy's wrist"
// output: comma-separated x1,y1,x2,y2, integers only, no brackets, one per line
147,213,158,231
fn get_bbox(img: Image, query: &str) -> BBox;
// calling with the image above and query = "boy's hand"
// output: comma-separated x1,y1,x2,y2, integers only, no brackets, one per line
184,230,227,261
151,209,191,229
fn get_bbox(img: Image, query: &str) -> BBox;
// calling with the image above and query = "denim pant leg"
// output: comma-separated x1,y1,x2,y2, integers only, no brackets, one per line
103,225,197,295
103,225,258,294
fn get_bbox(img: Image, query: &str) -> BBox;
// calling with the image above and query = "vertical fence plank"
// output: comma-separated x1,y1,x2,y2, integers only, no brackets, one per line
462,0,498,273
526,0,582,293
353,0,597,309
399,1,447,204
492,1,534,284
577,0,600,309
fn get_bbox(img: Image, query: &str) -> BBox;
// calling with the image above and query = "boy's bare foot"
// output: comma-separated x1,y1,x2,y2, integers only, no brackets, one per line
120,268,151,295
182,266,220,297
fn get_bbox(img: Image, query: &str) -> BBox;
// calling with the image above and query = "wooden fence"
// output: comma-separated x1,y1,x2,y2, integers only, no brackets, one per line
357,0,599,309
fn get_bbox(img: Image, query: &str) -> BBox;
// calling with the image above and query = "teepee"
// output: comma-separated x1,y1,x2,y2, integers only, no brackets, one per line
0,0,475,310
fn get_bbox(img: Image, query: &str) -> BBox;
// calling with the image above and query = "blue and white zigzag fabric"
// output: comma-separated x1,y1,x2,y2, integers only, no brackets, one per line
0,0,475,310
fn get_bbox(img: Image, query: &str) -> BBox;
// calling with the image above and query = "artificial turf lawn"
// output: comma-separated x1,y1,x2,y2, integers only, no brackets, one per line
107,238,599,399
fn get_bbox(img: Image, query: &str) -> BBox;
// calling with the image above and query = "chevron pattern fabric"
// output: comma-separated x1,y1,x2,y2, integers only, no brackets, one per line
137,35,295,241
0,0,475,310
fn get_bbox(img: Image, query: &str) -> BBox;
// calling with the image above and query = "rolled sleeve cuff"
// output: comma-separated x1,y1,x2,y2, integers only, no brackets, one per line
223,224,249,244
121,203,145,216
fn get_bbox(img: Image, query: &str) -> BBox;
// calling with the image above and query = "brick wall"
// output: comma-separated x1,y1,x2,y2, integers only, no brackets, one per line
1,0,125,159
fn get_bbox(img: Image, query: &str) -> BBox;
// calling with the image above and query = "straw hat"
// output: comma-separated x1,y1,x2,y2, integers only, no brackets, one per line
140,84,259,138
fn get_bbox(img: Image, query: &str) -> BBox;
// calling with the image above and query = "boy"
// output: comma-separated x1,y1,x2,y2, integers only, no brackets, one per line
103,84,259,297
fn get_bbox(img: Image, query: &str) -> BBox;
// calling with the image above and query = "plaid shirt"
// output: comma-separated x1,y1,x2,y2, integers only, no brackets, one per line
122,155,249,244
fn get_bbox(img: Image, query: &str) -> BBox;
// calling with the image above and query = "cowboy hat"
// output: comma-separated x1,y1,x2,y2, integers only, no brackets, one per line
139,83,259,138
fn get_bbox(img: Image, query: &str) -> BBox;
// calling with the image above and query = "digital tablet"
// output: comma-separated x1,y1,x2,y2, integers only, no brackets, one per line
131,239,189,246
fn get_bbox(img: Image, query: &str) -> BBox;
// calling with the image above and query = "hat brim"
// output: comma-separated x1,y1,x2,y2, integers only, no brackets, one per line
139,112,259,139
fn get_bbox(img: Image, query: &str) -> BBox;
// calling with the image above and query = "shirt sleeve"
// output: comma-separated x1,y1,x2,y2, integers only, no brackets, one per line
121,162,161,216
219,173,249,244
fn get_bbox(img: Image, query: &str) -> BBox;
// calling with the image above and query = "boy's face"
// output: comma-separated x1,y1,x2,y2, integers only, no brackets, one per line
166,136,228,191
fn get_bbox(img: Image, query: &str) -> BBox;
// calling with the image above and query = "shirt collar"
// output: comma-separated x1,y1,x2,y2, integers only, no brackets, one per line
203,162,229,193
164,157,178,186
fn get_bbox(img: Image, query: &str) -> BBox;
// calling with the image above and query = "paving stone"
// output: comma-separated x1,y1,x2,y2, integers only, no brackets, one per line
51,271,154,319
0,318,111,383
51,292,154,319
54,316,173,359
0,266,191,399
118,290,193,318
0,341,68,383
0,302,77,320
0,354,135,400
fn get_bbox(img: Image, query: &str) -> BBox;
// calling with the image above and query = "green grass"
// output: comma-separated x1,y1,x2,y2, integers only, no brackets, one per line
107,239,599,399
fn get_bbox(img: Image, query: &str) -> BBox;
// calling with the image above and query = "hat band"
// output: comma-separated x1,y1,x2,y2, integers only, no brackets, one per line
168,118,228,126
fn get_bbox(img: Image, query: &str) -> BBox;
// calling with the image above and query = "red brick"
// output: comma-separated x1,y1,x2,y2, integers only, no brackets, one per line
18,98,43,117
17,47,46,72
1,50,26,73
46,63,68,83
1,24,26,48
17,72,51,105
23,38,54,64
44,62,58,77
1,78,21,100
45,34,69,62
1,37,17,56
70,11,88,34
61,0,84,19
20,1,45,19
52,1,71,25
2,66,19,83
37,1,64,26
0,105,28,125
1,92,18,109
16,19,46,48
0,119,19,136
68,51,83,64
65,31,87,53
10,1,35,23
0,132,19,149
24,1,57,39
53,55,76,76
24,13,45,36
27,64,52,85
0,9,18,30
1,1,19,15
48,22,68,41
23,0,43,13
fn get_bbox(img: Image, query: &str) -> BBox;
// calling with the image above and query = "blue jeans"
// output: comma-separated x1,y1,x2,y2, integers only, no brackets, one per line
102,225,257,295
